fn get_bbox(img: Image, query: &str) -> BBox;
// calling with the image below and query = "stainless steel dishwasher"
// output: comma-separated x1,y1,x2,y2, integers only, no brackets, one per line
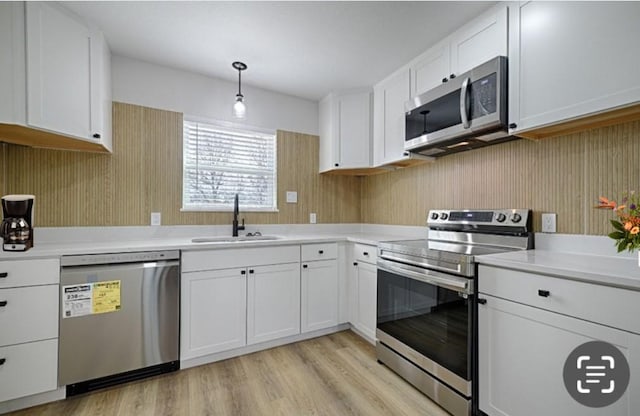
59,250,180,396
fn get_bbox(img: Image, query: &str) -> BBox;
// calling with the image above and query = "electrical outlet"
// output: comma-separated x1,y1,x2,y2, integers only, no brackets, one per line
542,213,556,233
286,191,298,203
310,213,317,224
151,212,161,226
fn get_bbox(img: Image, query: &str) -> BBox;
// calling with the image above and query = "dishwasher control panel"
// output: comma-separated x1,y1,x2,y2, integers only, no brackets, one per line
61,250,180,267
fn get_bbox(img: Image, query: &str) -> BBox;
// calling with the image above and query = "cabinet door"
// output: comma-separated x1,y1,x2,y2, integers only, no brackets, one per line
479,295,640,416
510,2,640,133
411,39,451,97
373,69,410,166
247,263,300,345
355,261,377,342
318,94,335,172
337,91,371,169
301,260,338,333
450,5,507,77
180,268,247,360
26,2,91,139
0,339,58,402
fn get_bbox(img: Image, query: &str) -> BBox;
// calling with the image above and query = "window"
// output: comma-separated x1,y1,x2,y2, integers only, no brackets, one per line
182,118,277,211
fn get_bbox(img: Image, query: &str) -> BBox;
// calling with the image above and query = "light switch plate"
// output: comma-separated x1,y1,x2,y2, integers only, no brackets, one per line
542,213,556,233
286,191,298,203
151,212,161,226
310,213,317,224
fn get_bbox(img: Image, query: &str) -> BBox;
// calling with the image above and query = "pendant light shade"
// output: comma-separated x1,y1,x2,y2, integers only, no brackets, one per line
232,61,247,119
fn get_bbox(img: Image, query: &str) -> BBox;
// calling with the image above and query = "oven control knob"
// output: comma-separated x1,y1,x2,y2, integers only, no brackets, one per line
440,212,449,220
511,213,522,223
431,212,439,220
496,213,507,223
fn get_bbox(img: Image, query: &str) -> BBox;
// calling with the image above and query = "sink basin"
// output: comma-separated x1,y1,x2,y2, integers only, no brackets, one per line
191,235,281,243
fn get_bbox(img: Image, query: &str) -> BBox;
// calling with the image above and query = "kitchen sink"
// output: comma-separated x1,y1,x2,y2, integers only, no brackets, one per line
191,235,281,243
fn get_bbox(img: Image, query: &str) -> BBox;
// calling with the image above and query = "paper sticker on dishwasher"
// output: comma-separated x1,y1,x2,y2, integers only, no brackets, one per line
62,280,121,318
62,284,93,318
92,280,121,314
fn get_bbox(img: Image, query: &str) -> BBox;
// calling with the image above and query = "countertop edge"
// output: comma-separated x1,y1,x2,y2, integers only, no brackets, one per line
477,252,640,292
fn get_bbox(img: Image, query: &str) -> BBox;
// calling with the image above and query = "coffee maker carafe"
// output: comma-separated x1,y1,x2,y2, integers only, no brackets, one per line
1,195,35,251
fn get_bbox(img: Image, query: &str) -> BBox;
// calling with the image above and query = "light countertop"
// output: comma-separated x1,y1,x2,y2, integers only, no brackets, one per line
0,231,410,261
477,250,640,291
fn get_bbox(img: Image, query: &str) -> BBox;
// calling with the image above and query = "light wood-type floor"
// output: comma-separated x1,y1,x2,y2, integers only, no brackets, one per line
9,330,450,416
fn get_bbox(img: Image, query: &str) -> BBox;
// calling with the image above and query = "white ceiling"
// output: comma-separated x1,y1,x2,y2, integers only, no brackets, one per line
65,1,496,101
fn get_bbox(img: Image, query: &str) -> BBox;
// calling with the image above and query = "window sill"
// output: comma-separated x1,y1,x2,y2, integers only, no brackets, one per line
180,207,280,213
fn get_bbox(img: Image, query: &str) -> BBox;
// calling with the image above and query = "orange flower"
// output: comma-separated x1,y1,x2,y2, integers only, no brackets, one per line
624,222,633,231
596,196,616,209
631,227,640,235
615,204,626,212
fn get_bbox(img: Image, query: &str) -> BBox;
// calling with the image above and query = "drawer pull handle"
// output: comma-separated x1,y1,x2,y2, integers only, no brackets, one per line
249,269,254,274
538,290,550,297
478,298,487,305
0,358,5,365
0,301,6,307
303,264,308,269
318,250,324,254
241,270,246,275
353,262,358,266
0,272,7,278
363,252,369,256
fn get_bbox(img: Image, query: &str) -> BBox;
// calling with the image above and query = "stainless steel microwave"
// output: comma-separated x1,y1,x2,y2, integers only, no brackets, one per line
404,56,513,157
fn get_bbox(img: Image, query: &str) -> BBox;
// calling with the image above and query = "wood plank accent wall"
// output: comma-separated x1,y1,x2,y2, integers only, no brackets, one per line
3,102,361,227
361,120,640,234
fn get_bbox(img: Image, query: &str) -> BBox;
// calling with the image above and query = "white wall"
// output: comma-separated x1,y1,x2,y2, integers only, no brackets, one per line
111,55,319,135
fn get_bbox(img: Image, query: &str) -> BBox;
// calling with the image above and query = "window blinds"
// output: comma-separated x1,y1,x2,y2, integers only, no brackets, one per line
183,120,277,211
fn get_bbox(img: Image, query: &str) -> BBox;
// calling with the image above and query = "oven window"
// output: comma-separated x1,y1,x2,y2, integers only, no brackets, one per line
377,268,471,380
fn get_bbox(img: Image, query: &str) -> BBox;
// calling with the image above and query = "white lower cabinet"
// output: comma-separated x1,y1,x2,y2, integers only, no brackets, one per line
301,259,338,333
350,243,378,342
180,268,247,360
247,263,301,345
0,339,58,402
478,265,640,416
181,246,301,360
0,258,59,403
479,295,640,416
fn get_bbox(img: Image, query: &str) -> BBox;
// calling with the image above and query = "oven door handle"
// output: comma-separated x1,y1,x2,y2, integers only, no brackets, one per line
377,258,472,294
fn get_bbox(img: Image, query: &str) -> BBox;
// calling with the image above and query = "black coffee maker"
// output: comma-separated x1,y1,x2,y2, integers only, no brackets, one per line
1,195,35,251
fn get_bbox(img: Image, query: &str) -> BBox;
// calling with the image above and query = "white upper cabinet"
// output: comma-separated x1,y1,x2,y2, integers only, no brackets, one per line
26,2,92,140
0,2,112,152
373,68,411,166
450,5,507,79
410,4,507,98
410,39,450,98
0,2,26,126
509,2,640,135
373,4,507,168
319,89,372,172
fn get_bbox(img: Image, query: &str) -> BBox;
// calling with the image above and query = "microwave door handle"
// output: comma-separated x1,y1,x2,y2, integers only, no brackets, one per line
460,77,471,129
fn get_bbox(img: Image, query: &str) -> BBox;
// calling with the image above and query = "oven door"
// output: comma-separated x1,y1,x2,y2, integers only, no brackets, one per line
376,258,473,396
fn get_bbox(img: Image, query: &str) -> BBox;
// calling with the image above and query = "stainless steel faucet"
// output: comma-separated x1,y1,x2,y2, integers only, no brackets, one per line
232,193,245,237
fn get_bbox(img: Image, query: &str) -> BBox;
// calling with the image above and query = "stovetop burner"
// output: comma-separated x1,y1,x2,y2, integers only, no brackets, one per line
378,209,534,277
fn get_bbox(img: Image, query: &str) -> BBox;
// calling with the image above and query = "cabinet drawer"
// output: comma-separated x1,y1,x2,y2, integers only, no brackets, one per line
301,243,337,262
182,246,300,272
354,243,377,265
479,265,640,334
0,258,60,288
0,339,58,402
0,285,59,347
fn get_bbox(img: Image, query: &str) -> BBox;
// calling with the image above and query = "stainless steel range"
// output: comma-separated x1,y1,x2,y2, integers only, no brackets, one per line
376,209,533,416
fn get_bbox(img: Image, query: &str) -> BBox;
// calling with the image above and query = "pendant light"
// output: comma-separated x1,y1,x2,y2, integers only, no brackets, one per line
232,61,247,119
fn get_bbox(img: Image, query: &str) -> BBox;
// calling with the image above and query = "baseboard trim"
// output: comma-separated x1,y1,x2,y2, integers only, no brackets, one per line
180,323,350,369
0,387,65,415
